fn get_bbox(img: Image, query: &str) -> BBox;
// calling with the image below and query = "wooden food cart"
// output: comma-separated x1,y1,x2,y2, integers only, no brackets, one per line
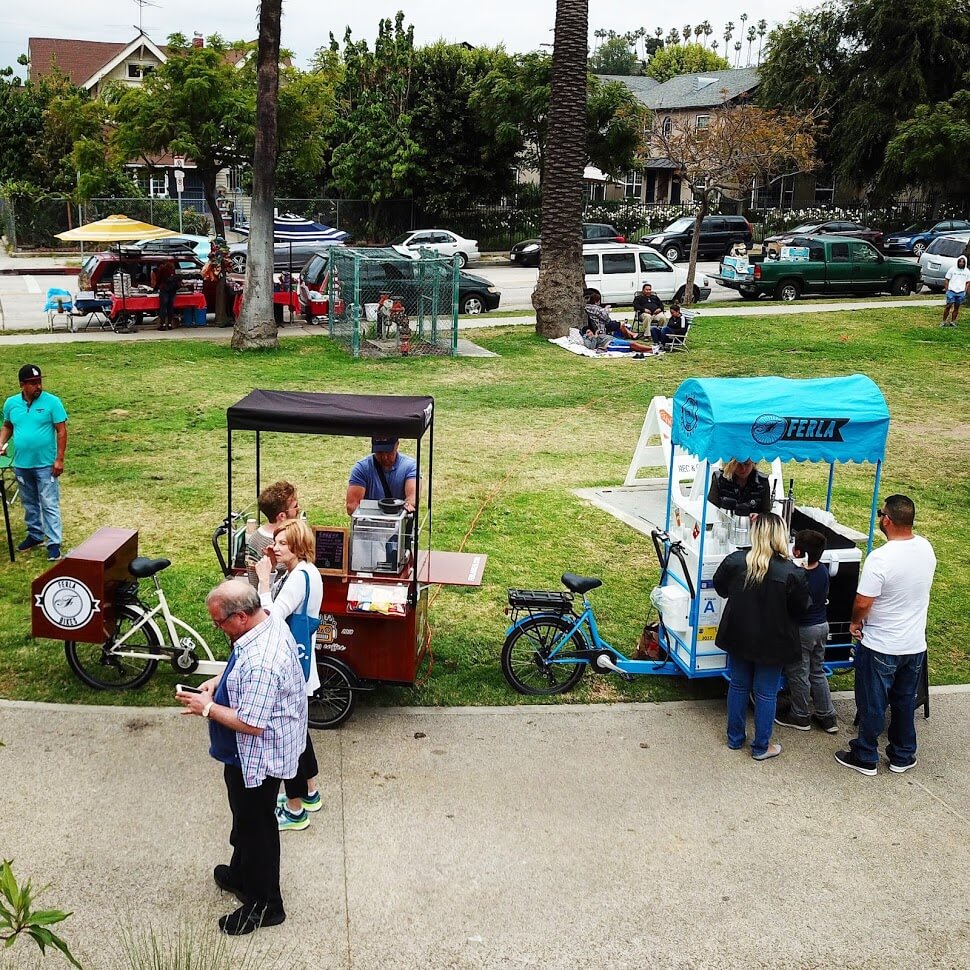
225,390,486,727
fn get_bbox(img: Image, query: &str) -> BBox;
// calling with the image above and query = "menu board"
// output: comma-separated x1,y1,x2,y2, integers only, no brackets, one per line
313,526,349,576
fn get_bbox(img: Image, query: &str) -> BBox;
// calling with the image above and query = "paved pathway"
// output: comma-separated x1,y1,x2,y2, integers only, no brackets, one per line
1,689,968,969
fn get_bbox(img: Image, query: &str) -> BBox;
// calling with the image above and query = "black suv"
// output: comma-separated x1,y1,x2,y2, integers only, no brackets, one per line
510,223,625,267
640,215,753,263
300,250,501,315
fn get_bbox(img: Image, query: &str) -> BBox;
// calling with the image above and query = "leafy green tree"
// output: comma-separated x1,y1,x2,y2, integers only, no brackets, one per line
884,83,970,196
533,0,588,338
644,43,730,82
472,53,646,182
589,34,640,75
111,34,256,237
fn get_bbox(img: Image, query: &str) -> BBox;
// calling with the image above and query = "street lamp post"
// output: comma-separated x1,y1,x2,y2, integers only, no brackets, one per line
173,154,185,234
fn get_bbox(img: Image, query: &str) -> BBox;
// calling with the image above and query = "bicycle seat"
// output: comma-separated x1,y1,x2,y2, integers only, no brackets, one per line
561,572,602,594
129,556,172,578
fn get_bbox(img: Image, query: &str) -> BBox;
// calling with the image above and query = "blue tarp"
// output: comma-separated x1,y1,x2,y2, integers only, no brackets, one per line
672,376,889,464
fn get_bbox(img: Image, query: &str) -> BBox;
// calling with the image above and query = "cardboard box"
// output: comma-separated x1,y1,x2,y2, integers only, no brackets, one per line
780,245,810,262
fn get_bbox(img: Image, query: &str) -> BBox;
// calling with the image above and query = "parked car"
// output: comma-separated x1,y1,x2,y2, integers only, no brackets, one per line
639,215,753,263
764,220,883,253
883,220,970,258
582,243,710,305
713,235,918,301
131,235,212,259
299,250,501,316
389,229,479,267
918,232,970,292
510,223,625,267
227,238,344,273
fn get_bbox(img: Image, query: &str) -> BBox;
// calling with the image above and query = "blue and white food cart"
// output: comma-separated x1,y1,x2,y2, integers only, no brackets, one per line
653,374,890,679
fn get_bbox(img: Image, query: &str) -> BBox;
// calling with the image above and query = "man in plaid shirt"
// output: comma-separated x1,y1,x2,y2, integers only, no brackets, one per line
178,579,307,935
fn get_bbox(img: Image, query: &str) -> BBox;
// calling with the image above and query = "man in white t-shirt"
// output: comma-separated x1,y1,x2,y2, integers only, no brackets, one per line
941,254,970,327
836,495,936,776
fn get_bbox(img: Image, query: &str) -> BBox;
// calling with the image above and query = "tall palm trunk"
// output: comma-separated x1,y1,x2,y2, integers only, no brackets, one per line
233,0,282,350
532,0,588,338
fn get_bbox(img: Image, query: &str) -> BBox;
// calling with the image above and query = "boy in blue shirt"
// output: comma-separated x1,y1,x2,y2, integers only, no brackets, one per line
775,529,839,733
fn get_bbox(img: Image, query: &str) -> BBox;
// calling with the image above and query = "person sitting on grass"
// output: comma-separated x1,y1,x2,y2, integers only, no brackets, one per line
650,303,689,352
582,289,653,354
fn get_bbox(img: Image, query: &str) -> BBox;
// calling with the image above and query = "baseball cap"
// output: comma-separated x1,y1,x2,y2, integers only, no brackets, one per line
371,437,398,453
18,364,42,383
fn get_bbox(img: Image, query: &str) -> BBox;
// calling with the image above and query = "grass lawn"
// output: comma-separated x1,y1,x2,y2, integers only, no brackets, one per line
0,305,966,714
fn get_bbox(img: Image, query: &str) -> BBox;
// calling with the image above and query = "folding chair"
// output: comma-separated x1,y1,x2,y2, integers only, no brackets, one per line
666,309,697,353
43,288,75,333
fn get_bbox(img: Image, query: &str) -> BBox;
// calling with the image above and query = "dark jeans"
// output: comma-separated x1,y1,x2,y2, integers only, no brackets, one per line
850,645,924,767
726,658,783,757
159,285,177,324
224,765,284,913
283,731,318,801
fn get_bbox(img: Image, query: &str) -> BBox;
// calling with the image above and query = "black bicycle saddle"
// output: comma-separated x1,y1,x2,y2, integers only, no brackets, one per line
561,572,603,595
128,557,172,578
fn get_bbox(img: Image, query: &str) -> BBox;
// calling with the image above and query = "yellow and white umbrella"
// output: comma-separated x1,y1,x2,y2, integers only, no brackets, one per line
56,214,179,242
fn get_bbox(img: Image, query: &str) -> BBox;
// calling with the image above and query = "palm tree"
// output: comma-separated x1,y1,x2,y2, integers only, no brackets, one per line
711,40,719,54
734,40,742,67
757,19,768,64
723,21,734,51
233,0,282,349
694,24,704,45
702,21,713,48
667,28,681,45
746,25,756,66
532,0,588,338
683,24,692,46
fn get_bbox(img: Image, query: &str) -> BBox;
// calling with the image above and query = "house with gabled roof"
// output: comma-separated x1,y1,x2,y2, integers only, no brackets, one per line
598,67,761,204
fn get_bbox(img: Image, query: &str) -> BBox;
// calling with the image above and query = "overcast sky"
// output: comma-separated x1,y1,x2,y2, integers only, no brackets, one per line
3,0,810,78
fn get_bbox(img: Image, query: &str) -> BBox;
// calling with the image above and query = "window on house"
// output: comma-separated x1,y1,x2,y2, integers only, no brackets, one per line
696,115,711,133
623,170,643,199
127,63,154,79
662,116,673,138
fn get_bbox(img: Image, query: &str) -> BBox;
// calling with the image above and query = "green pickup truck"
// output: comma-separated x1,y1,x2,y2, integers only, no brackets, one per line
713,234,921,301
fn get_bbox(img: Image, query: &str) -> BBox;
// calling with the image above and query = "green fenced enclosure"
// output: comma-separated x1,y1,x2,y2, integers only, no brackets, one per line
325,247,460,359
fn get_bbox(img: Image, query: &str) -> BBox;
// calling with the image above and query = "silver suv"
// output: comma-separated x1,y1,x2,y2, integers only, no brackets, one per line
918,232,970,292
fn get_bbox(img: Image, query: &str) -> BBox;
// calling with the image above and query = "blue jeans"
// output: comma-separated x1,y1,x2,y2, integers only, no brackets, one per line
850,645,924,767
14,465,62,546
726,658,782,757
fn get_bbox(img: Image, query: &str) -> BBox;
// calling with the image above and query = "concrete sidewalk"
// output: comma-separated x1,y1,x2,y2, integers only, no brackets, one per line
1,689,967,969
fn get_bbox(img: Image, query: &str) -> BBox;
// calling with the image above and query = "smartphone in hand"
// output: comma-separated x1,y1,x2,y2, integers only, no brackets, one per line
176,683,203,694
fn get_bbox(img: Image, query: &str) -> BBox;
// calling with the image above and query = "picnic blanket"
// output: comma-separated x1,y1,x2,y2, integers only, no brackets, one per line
549,330,661,359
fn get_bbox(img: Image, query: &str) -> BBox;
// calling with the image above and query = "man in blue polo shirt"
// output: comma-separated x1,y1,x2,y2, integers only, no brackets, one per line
345,437,417,514
0,364,68,561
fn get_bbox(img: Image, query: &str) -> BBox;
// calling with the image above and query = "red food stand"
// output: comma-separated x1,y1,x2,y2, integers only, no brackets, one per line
109,291,207,329
225,390,486,726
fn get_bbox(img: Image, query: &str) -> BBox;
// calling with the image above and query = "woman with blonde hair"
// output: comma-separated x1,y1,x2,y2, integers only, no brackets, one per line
713,513,810,760
708,457,772,513
254,518,323,830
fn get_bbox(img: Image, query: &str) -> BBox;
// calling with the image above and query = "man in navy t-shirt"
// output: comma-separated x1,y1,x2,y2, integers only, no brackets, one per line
346,437,417,514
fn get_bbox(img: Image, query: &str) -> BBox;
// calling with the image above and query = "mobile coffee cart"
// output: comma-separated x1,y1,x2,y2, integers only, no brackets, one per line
653,375,889,679
224,390,486,727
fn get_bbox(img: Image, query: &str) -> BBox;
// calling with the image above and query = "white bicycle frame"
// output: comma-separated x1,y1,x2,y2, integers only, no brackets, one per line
108,574,227,677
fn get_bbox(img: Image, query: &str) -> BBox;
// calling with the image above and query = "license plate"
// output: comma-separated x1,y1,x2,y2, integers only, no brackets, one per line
928,261,940,270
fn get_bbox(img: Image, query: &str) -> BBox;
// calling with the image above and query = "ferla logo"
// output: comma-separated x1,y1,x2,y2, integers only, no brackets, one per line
751,413,849,445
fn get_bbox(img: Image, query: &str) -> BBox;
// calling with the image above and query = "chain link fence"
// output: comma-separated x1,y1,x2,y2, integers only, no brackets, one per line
325,248,459,359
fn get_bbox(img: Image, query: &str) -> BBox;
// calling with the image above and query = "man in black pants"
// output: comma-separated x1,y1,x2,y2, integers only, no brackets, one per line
178,580,307,935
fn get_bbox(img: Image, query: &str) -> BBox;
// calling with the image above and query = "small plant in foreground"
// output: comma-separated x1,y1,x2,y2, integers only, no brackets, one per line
0,860,81,968
117,919,287,970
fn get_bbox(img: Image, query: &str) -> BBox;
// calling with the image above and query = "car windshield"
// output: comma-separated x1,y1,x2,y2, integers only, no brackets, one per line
928,237,970,258
662,218,694,233
389,233,412,245
789,224,820,234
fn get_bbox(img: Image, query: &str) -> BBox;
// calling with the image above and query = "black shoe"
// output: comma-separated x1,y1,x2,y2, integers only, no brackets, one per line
17,536,44,552
835,749,877,776
213,865,252,906
812,712,839,734
774,708,811,731
888,756,918,774
219,902,285,936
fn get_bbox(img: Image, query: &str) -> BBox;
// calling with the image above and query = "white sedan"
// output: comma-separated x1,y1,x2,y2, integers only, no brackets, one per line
389,229,480,267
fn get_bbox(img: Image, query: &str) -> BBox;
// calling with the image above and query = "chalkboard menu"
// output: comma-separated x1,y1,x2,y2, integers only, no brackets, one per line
313,526,349,576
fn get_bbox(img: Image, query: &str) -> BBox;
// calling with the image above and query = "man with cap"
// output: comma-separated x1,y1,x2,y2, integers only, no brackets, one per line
346,437,417,515
0,365,69,560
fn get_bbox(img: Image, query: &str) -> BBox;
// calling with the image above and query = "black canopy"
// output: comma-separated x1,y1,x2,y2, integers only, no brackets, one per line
227,390,434,439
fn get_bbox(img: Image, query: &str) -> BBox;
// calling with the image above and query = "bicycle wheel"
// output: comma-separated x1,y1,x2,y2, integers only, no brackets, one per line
65,604,161,690
308,656,357,729
501,615,587,696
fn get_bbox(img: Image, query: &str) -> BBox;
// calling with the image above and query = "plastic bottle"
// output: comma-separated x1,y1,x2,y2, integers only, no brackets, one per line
246,518,257,537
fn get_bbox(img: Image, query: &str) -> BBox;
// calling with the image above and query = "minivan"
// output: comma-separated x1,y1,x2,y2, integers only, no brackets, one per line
918,232,970,292
639,215,753,263
583,243,710,306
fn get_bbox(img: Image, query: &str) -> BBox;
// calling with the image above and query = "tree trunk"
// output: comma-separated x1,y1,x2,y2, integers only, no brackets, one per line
682,192,709,308
201,173,226,240
233,0,282,350
532,0,588,338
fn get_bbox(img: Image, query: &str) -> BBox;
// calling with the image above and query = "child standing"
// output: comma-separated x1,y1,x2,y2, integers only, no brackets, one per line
775,529,839,733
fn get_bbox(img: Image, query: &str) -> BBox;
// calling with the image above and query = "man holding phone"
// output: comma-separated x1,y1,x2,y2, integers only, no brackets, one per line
177,580,306,935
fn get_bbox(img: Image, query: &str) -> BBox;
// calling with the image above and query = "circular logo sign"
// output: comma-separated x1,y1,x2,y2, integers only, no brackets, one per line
34,578,101,630
681,393,699,434
752,413,786,445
